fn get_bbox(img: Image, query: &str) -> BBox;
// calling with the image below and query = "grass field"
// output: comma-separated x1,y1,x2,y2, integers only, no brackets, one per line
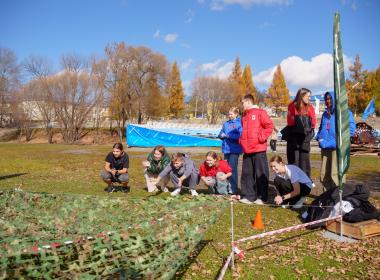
0,143,379,279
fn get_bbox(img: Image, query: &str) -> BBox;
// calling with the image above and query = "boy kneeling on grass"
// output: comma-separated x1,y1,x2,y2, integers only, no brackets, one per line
155,153,199,197
100,143,129,193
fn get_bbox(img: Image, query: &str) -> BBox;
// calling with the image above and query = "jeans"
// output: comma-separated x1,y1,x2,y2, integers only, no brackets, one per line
224,153,240,194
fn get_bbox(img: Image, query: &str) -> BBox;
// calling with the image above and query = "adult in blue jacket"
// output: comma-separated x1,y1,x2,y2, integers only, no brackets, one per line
316,91,356,191
218,107,243,194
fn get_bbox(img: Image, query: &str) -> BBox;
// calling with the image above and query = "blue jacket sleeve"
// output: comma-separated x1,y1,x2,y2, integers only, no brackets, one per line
218,123,226,139
315,115,324,141
348,111,356,137
226,120,242,140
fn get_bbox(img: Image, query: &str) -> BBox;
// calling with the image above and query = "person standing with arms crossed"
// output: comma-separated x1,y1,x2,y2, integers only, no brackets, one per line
238,94,274,205
286,88,316,177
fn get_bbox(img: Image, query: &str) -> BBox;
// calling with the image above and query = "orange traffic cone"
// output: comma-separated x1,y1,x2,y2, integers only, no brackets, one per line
252,210,264,230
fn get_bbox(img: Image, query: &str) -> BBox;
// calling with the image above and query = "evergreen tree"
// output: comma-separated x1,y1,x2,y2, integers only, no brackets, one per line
242,64,258,103
145,75,167,119
168,62,184,118
229,57,245,104
266,65,290,115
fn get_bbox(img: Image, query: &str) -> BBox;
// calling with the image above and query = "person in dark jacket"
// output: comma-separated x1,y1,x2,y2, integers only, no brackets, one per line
156,153,199,197
286,88,316,177
238,94,274,205
100,143,129,193
218,106,242,194
142,145,171,193
316,91,356,191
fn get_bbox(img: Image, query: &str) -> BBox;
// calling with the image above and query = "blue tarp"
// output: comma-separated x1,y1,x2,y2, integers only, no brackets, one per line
126,124,222,147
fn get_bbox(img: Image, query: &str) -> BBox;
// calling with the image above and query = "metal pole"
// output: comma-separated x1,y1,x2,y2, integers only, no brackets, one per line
230,201,235,272
339,189,343,240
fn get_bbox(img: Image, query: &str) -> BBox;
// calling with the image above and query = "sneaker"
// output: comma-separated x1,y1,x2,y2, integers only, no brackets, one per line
120,187,130,193
104,186,116,193
239,198,254,205
293,196,306,209
161,186,169,193
231,195,241,201
254,199,264,205
190,189,199,197
281,203,290,209
148,186,158,193
171,188,181,197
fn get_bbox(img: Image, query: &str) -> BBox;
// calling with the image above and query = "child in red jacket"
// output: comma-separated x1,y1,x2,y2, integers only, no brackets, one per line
199,151,232,195
239,94,274,205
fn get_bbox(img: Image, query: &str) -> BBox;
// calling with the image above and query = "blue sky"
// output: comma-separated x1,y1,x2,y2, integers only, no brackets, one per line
1,0,379,96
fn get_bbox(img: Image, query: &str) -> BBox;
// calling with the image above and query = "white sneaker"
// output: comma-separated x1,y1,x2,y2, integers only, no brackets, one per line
161,186,169,193
171,188,181,197
239,198,254,205
190,189,199,197
254,199,264,205
292,196,306,209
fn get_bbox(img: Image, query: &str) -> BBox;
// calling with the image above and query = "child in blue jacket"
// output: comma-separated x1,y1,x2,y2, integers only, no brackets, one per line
316,91,356,190
218,107,242,194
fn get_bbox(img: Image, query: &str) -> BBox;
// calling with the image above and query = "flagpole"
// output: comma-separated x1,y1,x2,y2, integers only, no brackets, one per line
230,201,235,272
333,12,351,241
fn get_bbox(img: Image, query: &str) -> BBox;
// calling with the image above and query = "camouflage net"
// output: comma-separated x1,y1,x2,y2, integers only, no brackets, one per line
0,190,227,279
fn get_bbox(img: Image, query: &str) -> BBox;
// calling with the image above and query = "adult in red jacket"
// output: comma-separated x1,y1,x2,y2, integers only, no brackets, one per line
286,88,316,177
239,94,274,204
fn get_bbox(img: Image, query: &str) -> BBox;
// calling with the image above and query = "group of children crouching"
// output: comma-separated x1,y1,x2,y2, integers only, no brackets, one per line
100,142,313,209
101,143,234,197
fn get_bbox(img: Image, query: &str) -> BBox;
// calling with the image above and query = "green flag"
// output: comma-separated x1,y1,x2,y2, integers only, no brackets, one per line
333,13,351,189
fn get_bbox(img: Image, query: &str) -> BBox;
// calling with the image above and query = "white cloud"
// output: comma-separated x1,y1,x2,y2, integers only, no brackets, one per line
254,53,353,91
153,29,160,38
185,9,195,23
198,59,234,79
207,0,292,10
164,33,178,43
181,59,193,70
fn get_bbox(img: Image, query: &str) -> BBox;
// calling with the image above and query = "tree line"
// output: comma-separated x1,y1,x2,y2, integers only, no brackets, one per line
0,44,379,144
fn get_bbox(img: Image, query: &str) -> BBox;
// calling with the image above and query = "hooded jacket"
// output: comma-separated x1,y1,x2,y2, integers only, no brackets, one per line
239,107,273,153
316,92,356,149
218,117,243,154
158,153,198,179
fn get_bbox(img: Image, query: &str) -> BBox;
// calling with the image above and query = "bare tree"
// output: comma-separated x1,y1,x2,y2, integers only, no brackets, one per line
191,76,232,124
24,56,55,143
104,42,169,141
10,83,39,141
0,47,20,127
51,54,102,144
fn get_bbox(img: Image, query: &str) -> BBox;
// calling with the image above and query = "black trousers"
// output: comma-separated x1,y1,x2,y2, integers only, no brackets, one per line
274,176,311,205
241,152,269,202
286,141,311,177
270,140,277,151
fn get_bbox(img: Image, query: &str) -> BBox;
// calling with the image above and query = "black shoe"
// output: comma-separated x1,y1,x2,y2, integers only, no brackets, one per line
104,186,116,193
120,187,130,193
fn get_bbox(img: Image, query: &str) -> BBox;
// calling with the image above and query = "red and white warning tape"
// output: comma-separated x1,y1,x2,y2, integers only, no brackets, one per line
235,215,342,244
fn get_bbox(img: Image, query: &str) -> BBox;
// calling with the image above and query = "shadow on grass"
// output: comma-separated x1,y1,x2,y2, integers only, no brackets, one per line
0,173,28,180
245,229,317,252
173,239,212,280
